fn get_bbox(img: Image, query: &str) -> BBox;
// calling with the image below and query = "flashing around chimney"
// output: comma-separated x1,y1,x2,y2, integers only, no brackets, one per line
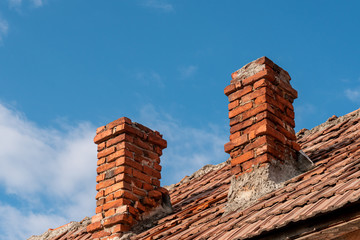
87,117,172,239
224,56,300,176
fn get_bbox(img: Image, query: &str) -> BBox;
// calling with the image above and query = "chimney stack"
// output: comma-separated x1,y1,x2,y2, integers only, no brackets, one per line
224,56,300,176
87,117,170,239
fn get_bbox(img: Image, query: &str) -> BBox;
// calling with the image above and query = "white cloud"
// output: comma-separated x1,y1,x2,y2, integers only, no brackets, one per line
135,70,165,88
8,0,44,8
0,203,67,240
138,104,228,184
345,88,360,102
141,0,174,12
179,65,198,79
0,103,97,238
0,17,9,42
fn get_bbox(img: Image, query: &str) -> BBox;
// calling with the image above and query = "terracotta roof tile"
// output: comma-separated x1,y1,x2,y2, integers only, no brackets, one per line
34,108,360,239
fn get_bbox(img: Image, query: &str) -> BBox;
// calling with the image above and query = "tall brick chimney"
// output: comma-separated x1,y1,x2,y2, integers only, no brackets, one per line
87,117,171,239
223,57,312,213
224,56,300,176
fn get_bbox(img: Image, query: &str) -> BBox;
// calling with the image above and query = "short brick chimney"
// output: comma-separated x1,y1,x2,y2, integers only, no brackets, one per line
224,56,300,176
87,117,171,239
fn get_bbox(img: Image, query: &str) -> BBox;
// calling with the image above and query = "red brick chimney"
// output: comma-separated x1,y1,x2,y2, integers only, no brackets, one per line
86,117,170,239
224,56,300,176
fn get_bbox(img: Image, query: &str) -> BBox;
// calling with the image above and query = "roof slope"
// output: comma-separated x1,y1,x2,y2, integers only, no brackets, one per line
29,108,360,240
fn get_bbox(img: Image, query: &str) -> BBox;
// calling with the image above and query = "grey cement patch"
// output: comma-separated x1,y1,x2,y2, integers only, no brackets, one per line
224,154,313,215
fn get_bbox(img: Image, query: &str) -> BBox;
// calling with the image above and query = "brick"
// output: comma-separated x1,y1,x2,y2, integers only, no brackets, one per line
105,208,116,218
241,68,276,86
256,124,286,145
105,181,132,195
228,102,253,119
92,230,111,238
105,194,114,203
253,78,272,90
256,144,284,160
143,182,153,191
103,214,133,228
113,166,133,176
113,123,144,138
228,85,253,102
224,134,249,153
115,173,133,183
152,169,161,179
94,129,113,144
142,165,154,176
154,145,163,155
95,190,105,200
86,221,102,233
108,149,133,162
241,87,271,103
148,133,167,149
254,94,285,112
96,198,105,207
230,118,253,134
103,198,132,211
112,223,131,233
243,136,269,153
95,205,103,214
98,142,106,152
231,165,242,175
275,94,294,111
116,157,143,171
286,107,295,119
254,56,275,67
241,154,272,171
133,137,153,151
96,178,115,191
107,133,134,147
242,103,276,121
113,190,139,202
135,201,146,212
153,162,162,172
91,213,103,223
292,141,301,151
133,186,147,197
152,178,161,187
96,125,106,134
133,169,152,184
96,162,115,174
148,190,162,200
107,117,132,129
97,158,106,166
97,146,116,159
229,115,242,126
228,100,239,111
96,173,105,183
224,83,237,96
142,197,157,207
277,78,298,99
231,151,254,166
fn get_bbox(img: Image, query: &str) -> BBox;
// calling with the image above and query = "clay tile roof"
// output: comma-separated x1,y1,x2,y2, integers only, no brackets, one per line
30,108,360,239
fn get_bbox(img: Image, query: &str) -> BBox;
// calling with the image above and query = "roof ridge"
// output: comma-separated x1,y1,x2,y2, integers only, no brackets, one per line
297,108,360,138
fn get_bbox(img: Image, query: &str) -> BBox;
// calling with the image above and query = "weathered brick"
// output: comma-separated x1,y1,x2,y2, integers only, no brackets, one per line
113,190,139,202
98,142,106,152
107,133,134,147
94,129,113,144
105,181,132,195
224,134,249,153
231,151,254,166
148,132,167,149
116,157,142,171
112,223,131,233
86,221,102,233
91,213,103,223
92,230,111,238
97,146,116,159
103,214,133,228
228,102,253,119
133,169,151,184
103,198,132,211
148,190,162,200
97,162,116,174
96,178,115,191
228,85,253,102
230,118,253,134
108,149,133,162
228,100,239,111
115,173,133,183
95,190,105,200
107,117,132,129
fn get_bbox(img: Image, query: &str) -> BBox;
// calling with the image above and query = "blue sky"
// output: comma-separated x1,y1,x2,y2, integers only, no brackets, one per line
0,0,359,239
